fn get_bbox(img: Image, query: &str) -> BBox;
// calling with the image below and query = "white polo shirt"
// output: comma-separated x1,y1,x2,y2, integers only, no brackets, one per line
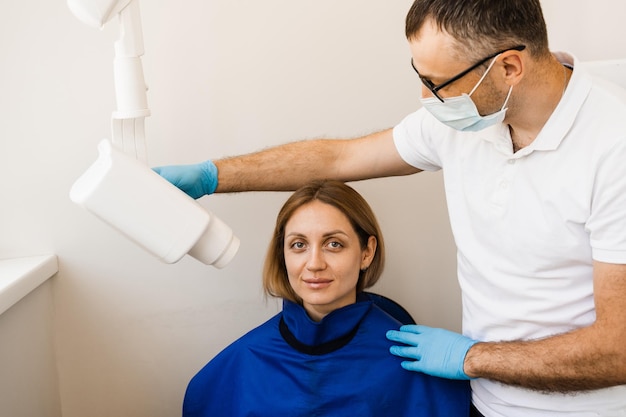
393,53,626,416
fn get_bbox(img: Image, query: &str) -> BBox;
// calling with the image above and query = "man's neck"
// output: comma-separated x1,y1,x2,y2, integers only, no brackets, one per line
507,61,571,153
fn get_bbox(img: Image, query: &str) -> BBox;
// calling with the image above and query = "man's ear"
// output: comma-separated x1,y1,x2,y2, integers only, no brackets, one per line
500,51,524,86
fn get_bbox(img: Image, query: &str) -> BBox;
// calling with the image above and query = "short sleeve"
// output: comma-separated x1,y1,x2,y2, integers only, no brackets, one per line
392,108,444,172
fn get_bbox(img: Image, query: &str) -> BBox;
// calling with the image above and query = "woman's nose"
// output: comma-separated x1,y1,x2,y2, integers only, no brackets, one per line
306,247,326,271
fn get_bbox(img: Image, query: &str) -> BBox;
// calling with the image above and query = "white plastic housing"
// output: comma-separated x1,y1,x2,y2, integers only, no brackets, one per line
67,0,133,28
70,140,240,268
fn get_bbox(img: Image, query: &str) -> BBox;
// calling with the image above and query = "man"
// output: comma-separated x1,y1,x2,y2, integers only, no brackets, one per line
155,0,626,415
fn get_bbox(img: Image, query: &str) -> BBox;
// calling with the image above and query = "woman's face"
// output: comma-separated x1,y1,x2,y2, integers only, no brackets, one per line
283,200,376,321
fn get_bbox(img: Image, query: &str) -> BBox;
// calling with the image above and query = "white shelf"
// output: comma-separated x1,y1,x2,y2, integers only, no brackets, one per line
0,255,58,316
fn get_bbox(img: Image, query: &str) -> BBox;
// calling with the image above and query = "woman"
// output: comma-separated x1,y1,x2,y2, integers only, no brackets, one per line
183,180,470,416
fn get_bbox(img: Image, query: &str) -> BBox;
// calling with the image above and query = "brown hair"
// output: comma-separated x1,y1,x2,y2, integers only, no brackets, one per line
262,180,385,304
405,0,551,62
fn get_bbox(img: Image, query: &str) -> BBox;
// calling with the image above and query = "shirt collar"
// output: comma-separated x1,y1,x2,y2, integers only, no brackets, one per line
531,53,592,152
480,53,593,157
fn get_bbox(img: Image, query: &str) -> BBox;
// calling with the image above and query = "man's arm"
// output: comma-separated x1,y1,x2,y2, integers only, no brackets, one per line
387,261,626,392
214,128,420,192
463,261,626,392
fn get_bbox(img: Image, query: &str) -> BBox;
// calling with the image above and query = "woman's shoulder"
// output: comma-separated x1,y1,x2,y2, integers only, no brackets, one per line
228,312,283,348
362,292,416,326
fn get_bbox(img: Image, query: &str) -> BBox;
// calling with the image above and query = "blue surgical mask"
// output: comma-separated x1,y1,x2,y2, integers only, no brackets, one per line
420,55,513,132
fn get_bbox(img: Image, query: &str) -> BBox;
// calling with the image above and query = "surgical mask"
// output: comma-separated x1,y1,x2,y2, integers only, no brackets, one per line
420,55,513,132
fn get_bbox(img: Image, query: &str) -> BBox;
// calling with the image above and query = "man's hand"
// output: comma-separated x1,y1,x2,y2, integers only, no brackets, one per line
386,324,478,380
153,160,218,199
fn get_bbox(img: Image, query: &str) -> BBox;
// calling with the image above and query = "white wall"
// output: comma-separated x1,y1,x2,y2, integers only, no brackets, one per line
1,0,624,416
0,280,61,417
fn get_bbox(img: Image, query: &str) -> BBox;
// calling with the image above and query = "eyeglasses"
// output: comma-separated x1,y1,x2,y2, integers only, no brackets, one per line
411,45,526,102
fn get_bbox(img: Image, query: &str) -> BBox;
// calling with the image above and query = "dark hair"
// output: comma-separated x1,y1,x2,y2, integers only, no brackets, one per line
263,180,385,303
405,0,550,61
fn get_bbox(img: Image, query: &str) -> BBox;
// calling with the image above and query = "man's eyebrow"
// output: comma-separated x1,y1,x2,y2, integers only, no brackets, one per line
411,59,441,83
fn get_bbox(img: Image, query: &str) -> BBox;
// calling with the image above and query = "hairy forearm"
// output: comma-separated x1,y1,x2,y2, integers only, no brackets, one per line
213,129,417,192
464,325,626,393
465,262,626,393
214,139,344,192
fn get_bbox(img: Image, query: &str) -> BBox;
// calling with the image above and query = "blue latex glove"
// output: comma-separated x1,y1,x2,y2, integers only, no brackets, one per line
153,160,218,199
386,324,478,380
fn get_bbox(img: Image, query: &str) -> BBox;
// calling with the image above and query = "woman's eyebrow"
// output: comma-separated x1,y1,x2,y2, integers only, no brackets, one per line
285,230,349,238
322,230,349,238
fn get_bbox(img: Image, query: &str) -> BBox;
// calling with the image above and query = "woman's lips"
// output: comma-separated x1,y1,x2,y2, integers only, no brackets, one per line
302,278,332,289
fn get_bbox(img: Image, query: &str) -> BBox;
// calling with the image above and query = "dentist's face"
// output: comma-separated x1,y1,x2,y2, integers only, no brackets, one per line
409,19,508,116
283,200,375,322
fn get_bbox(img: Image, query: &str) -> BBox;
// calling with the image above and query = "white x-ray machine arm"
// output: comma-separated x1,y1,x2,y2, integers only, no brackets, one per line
69,0,150,160
68,0,240,268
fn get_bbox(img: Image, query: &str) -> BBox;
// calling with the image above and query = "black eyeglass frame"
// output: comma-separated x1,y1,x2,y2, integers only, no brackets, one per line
411,45,526,102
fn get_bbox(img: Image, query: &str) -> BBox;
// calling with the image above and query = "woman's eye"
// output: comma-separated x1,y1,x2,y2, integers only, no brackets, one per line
291,241,305,249
327,241,343,249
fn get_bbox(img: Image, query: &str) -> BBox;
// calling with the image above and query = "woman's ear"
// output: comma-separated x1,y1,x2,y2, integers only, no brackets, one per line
361,236,377,270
